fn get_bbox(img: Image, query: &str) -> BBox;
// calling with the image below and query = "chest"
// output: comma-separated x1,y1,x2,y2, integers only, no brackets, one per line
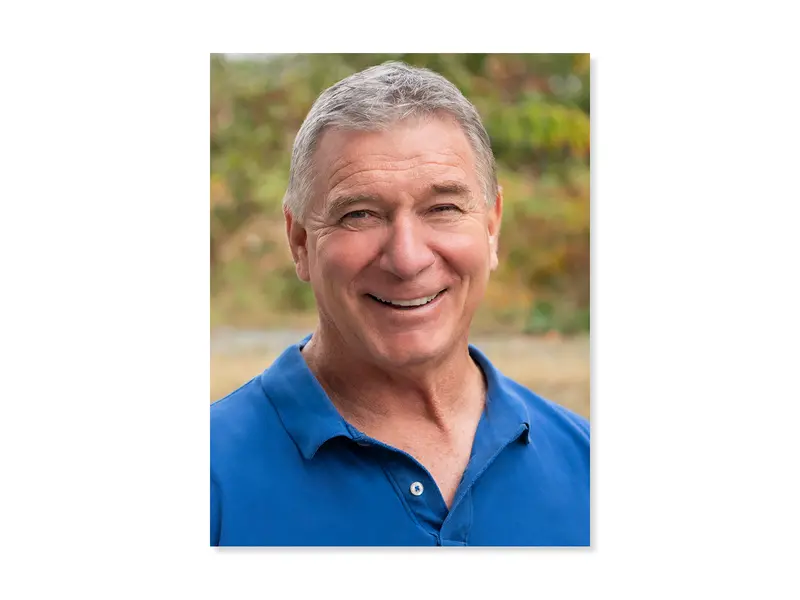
378,434,474,508
218,438,590,546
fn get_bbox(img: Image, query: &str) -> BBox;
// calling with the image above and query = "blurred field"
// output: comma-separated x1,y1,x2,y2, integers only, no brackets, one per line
211,331,589,419
211,54,589,336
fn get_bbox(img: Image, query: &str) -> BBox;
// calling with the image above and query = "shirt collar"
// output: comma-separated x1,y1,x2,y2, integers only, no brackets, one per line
468,344,532,446
259,335,355,459
259,335,531,460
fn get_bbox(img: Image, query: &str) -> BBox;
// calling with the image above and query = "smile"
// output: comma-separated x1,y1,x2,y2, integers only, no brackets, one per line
367,289,447,309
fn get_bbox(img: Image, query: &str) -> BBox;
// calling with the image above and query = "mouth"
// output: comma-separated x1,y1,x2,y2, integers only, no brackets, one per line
366,288,448,310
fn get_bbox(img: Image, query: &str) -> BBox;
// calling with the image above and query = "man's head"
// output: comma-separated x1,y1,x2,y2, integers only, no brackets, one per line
284,62,502,369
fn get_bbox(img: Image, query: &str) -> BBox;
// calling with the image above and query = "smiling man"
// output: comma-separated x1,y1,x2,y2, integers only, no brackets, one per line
210,62,590,546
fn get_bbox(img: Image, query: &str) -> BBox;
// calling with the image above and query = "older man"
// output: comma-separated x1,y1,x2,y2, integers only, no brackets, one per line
211,62,590,546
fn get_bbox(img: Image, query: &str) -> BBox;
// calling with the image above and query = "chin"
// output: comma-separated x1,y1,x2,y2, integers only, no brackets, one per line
366,328,456,368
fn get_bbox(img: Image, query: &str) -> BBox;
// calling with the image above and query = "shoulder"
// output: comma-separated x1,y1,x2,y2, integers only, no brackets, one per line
210,372,279,459
516,378,589,440
211,375,266,432
210,372,276,546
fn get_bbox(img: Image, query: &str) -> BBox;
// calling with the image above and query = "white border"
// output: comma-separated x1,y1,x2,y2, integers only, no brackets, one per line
2,2,798,599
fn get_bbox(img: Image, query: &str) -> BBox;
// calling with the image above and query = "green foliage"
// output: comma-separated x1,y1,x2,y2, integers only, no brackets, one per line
210,53,590,334
524,300,590,335
271,265,317,312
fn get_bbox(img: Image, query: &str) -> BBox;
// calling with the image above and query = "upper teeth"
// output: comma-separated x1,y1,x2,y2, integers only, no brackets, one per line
374,292,439,307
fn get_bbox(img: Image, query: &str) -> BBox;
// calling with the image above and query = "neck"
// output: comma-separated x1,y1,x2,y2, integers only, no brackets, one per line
301,327,486,435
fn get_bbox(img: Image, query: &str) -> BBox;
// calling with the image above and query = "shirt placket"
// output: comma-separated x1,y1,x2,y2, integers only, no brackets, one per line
439,423,529,545
348,420,529,546
353,435,449,538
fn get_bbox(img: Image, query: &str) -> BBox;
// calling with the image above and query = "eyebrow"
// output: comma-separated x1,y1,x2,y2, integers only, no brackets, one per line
430,181,473,198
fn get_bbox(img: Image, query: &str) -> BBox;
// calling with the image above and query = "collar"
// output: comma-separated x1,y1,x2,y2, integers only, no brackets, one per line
468,343,532,446
259,335,531,460
259,335,355,459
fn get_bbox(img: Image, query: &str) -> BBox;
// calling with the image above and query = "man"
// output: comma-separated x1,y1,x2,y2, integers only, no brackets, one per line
211,61,589,546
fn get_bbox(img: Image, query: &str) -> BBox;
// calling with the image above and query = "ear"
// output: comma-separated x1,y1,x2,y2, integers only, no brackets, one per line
488,185,503,272
285,207,310,282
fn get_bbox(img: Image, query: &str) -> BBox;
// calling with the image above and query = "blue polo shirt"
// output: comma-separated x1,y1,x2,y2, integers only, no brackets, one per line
211,336,590,546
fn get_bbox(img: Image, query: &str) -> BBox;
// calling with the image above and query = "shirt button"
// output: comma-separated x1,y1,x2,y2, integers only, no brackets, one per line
410,482,424,496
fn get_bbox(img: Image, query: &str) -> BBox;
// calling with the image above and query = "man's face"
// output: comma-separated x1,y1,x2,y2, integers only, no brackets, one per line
286,116,502,368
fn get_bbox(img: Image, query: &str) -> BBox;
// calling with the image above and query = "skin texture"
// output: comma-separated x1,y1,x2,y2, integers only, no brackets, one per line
285,116,503,506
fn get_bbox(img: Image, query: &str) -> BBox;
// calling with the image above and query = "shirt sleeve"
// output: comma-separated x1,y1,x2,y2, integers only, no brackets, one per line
549,399,590,442
211,474,221,546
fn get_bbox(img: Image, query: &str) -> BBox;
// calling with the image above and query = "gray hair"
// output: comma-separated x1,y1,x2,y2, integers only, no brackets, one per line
283,61,498,221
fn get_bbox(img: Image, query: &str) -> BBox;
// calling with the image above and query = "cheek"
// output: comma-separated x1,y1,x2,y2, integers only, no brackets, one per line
435,231,492,277
311,233,377,289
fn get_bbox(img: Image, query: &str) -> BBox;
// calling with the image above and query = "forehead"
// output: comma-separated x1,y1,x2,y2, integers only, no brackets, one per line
312,117,480,201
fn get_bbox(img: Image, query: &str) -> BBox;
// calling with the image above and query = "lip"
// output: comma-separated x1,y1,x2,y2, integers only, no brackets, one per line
368,289,446,305
364,288,448,315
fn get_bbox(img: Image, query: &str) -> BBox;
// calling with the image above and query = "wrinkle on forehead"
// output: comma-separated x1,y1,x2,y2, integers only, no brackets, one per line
325,150,470,192
309,118,482,218
326,161,472,205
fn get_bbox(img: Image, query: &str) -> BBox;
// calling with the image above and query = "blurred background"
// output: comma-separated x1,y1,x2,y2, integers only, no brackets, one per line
210,53,590,418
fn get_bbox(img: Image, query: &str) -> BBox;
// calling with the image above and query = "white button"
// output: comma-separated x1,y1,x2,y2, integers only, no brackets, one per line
410,482,424,496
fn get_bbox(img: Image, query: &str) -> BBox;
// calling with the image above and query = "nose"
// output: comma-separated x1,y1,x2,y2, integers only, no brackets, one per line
378,214,436,279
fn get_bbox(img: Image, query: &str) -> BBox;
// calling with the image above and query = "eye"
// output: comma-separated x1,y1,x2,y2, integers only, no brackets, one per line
429,204,461,214
342,210,371,221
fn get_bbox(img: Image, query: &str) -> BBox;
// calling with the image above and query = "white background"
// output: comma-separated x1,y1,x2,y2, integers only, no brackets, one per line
1,1,799,598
